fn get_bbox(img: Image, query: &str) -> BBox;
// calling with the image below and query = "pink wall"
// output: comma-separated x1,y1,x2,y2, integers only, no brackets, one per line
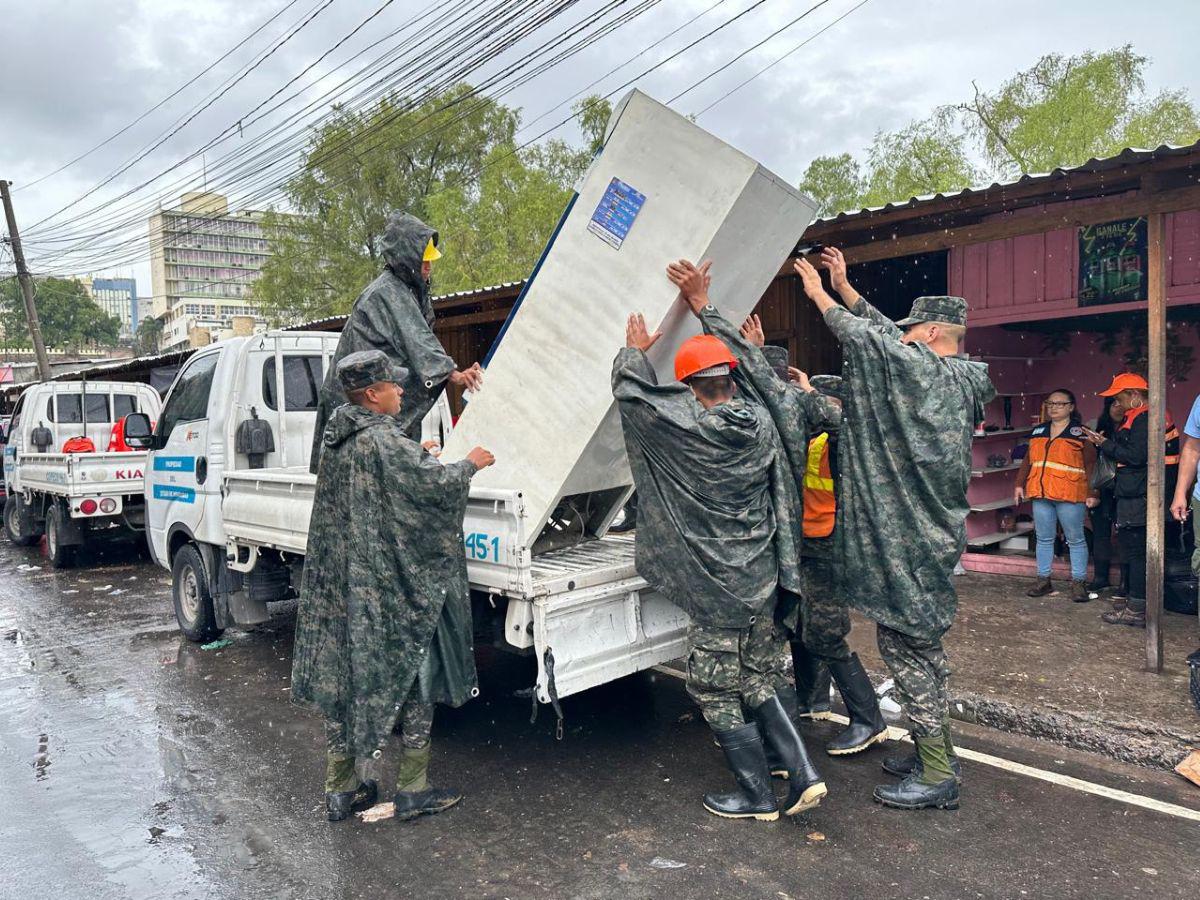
949,201,1200,328
949,199,1200,544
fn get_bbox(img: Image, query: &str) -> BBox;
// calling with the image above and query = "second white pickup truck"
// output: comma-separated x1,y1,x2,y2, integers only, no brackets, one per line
4,380,162,566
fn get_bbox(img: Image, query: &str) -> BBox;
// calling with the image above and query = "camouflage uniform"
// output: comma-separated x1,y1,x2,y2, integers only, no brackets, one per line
823,295,994,738
292,351,480,787
310,212,457,473
612,346,802,731
686,616,789,731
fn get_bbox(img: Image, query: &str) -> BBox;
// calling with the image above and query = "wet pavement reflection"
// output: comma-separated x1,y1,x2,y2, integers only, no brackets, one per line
1,539,1198,900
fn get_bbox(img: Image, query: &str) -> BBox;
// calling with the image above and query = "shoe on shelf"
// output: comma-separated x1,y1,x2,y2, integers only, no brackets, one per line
1026,578,1057,598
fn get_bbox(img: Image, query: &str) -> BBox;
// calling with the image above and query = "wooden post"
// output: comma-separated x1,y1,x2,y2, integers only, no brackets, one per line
1145,211,1167,673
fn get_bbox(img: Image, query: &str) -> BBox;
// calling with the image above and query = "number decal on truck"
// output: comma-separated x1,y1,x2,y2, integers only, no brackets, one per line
464,532,501,562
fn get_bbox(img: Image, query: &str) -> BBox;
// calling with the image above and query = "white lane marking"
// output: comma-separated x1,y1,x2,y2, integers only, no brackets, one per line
650,665,1200,824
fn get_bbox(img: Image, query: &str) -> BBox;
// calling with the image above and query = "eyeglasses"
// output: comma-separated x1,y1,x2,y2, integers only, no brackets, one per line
1045,401,1073,407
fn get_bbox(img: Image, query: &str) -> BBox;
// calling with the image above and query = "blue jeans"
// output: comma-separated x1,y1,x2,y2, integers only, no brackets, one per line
1032,498,1088,580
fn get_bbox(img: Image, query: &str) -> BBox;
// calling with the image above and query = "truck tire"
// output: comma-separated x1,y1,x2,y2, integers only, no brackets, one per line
44,506,77,569
4,496,38,547
172,543,223,643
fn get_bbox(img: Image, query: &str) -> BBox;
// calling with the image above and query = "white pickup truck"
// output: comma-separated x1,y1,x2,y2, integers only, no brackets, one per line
3,380,163,566
125,330,687,711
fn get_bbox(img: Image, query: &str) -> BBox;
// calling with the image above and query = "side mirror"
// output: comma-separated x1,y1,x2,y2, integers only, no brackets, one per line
123,412,157,450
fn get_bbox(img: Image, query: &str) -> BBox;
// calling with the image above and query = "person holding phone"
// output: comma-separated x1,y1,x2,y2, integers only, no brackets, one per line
1080,374,1180,628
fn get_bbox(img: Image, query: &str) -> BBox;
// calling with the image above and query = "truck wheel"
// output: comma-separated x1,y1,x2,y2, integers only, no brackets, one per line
44,506,76,569
172,544,222,643
4,496,37,547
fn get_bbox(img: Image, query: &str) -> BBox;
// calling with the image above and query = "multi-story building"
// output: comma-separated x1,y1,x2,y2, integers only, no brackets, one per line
149,192,273,350
87,277,138,340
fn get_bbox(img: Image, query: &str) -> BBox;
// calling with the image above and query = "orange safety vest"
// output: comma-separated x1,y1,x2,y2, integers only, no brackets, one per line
1024,422,1089,503
803,433,836,538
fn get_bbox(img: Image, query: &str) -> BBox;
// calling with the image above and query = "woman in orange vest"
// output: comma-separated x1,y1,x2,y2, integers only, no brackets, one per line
1014,389,1099,601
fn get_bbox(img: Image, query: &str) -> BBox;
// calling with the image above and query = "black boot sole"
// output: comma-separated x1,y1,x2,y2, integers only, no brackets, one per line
827,727,889,756
873,791,960,811
701,800,779,821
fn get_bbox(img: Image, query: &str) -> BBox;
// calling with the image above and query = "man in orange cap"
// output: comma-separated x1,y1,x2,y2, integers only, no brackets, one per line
612,300,825,822
1081,374,1179,626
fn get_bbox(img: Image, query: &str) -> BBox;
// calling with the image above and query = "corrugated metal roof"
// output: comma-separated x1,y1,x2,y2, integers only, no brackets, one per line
50,347,197,381
287,279,527,332
812,140,1200,226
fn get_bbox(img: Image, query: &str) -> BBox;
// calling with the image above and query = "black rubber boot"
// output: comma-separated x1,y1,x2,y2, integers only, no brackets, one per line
763,686,800,779
791,642,832,720
326,779,379,822
704,722,780,821
754,696,828,815
826,654,889,756
393,786,464,821
1085,562,1110,593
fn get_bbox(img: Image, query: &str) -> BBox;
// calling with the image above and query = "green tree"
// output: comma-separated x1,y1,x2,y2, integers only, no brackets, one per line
798,152,865,218
134,316,164,355
0,277,120,351
860,110,980,207
252,87,609,324
957,45,1200,178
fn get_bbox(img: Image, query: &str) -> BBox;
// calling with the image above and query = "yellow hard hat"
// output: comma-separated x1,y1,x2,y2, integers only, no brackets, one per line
423,237,442,262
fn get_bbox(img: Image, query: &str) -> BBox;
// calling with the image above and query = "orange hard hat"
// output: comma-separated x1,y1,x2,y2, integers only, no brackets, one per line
674,334,738,382
1098,373,1149,396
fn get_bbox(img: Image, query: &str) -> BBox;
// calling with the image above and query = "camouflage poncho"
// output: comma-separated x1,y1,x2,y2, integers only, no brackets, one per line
291,404,478,758
310,212,457,472
612,347,803,628
825,298,995,640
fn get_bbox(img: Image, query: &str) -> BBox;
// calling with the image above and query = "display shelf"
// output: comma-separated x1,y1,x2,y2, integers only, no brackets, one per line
971,462,1023,477
967,522,1034,548
973,426,1036,440
970,498,1024,513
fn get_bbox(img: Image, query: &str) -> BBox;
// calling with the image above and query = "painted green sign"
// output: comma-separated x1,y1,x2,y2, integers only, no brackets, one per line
1079,216,1147,306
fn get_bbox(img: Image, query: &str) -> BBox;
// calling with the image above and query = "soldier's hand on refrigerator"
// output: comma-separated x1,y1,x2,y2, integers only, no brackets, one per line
451,364,483,392
666,259,712,315
421,440,442,458
466,447,495,470
740,314,765,347
625,313,662,352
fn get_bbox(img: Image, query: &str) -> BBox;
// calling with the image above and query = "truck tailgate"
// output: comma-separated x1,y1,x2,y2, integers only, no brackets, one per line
18,452,149,495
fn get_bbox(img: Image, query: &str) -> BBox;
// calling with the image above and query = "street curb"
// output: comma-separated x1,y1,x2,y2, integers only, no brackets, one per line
946,690,1200,772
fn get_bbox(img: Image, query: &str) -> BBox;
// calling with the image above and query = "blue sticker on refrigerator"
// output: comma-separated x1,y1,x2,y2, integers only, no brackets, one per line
587,178,645,250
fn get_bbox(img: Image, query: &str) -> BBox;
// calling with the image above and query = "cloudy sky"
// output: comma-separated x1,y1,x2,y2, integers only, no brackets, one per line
2,0,1197,296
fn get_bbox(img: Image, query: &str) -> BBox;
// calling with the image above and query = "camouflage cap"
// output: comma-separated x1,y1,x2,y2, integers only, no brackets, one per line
336,349,409,392
809,374,846,402
896,295,968,328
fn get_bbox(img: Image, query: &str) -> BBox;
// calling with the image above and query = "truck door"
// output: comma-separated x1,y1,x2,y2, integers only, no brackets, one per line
4,391,27,493
145,352,220,563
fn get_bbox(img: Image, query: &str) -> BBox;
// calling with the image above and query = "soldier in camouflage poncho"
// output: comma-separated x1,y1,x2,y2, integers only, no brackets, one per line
693,301,888,759
796,247,995,811
611,262,827,822
309,212,483,473
292,350,494,823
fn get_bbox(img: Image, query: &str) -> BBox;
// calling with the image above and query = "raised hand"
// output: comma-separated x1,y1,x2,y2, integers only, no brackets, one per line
666,258,713,315
740,314,765,347
466,446,495,470
625,313,662,352
819,246,849,291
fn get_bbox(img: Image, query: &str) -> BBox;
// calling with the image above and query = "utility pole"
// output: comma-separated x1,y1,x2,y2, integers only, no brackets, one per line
0,180,52,382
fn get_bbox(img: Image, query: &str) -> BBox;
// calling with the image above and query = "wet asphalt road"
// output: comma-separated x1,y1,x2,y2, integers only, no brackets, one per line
2,539,1199,900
